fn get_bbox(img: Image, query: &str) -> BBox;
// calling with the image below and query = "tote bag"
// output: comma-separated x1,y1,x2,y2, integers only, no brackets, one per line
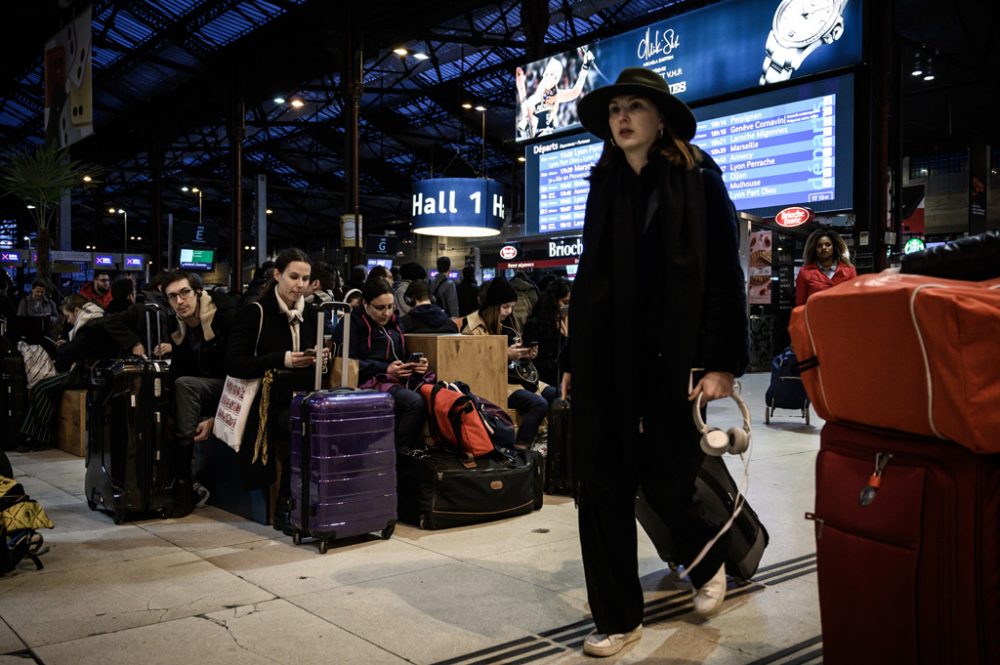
213,303,263,451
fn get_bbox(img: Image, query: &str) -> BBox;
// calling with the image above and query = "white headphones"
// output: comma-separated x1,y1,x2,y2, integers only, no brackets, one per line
693,391,752,456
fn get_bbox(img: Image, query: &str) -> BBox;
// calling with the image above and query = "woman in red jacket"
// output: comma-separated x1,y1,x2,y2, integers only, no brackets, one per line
795,228,857,305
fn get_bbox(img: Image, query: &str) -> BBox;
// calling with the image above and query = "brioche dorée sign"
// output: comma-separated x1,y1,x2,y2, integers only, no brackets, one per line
499,245,518,260
774,206,812,228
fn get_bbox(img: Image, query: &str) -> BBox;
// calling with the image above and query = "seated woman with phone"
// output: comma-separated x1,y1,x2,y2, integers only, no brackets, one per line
331,277,428,450
461,277,557,450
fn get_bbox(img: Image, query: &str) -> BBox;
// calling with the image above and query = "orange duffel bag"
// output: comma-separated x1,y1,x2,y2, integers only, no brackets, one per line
789,272,1000,453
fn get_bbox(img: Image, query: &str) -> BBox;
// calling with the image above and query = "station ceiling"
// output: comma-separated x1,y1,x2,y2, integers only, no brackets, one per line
1,0,996,254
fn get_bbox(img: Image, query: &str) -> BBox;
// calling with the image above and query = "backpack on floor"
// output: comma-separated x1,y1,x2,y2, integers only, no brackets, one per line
418,382,515,457
0,474,54,575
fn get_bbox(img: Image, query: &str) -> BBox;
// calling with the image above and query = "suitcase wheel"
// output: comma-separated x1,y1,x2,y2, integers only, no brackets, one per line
764,407,771,425
317,540,329,554
380,521,396,540
113,511,125,525
292,531,302,546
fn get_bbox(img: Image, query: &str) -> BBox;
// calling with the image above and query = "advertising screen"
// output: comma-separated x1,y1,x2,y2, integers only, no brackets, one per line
514,0,863,142
366,258,393,270
93,254,114,267
178,247,215,271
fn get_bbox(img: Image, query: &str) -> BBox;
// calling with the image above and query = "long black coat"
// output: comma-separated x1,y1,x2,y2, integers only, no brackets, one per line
568,149,749,487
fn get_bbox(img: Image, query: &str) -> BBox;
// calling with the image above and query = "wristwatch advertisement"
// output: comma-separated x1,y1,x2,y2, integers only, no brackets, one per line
760,0,849,85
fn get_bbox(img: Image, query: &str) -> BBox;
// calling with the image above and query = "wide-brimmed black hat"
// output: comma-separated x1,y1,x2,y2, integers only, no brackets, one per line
577,67,696,142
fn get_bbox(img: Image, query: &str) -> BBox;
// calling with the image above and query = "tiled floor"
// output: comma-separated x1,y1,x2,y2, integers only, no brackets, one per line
0,372,823,664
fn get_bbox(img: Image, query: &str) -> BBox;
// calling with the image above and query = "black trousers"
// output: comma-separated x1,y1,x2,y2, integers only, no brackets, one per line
577,398,725,635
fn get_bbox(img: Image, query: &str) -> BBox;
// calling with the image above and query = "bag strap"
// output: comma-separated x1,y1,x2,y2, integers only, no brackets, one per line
425,383,448,443
252,301,264,356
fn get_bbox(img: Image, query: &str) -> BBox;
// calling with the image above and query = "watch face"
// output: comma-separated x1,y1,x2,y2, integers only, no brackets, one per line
772,0,843,49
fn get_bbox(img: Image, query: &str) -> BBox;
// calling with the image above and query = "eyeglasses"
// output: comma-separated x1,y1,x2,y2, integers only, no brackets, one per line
166,287,195,302
96,277,111,282
367,303,394,312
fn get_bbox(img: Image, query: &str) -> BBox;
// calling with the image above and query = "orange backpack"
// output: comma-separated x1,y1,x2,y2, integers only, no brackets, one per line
418,382,510,457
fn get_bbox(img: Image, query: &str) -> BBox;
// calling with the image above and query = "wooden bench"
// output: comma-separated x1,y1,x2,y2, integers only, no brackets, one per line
57,389,87,457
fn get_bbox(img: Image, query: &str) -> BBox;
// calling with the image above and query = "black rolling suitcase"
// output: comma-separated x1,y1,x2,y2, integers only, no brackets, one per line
397,447,542,529
764,346,810,424
85,306,176,523
635,455,768,582
544,397,574,495
1,333,28,451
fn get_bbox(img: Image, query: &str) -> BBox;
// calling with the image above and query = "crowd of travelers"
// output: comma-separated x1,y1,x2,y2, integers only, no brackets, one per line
1,256,573,521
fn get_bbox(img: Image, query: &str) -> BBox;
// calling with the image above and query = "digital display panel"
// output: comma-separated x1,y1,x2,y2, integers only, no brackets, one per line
124,255,144,270
366,258,393,270
178,247,215,271
93,254,114,267
694,73,854,218
0,251,22,263
524,134,602,236
428,270,460,280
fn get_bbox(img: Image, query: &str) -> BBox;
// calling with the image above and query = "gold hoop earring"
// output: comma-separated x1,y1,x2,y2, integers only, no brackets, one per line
610,137,617,148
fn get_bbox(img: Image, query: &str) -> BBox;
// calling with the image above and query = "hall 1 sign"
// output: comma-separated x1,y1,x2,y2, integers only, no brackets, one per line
412,178,505,237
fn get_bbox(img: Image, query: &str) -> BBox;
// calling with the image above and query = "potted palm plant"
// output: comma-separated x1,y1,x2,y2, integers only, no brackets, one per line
0,143,99,281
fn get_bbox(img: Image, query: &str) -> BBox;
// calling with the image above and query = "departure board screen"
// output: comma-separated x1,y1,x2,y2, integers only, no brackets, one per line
527,134,603,235
524,74,854,234
693,73,854,218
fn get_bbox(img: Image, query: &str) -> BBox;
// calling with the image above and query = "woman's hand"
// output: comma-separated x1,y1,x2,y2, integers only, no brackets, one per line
387,360,412,379
289,351,317,368
132,343,145,357
152,342,172,358
412,357,430,375
689,371,734,403
507,343,528,361
526,344,539,360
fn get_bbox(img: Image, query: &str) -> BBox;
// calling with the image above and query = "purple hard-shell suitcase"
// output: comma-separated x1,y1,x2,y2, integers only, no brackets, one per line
288,302,397,553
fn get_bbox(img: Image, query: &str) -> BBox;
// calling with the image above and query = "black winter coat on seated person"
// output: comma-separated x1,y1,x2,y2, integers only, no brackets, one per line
331,307,407,385
225,288,321,381
399,303,458,334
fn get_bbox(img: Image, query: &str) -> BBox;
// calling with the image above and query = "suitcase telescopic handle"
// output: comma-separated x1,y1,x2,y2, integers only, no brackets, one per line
143,303,164,362
315,301,353,391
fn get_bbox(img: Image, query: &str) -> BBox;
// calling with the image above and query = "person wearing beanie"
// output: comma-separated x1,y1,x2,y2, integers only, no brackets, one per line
461,277,557,449
393,261,428,316
568,67,749,656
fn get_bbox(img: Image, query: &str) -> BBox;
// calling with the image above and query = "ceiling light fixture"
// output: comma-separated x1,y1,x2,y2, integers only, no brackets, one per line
273,96,286,104
290,98,304,108
923,58,935,81
910,51,922,77
461,102,473,110
412,52,429,61
82,175,92,183
393,47,408,56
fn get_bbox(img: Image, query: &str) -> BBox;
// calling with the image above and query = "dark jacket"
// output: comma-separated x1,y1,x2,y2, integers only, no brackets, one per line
569,148,748,486
521,315,563,387
456,279,480,316
56,319,121,386
169,289,235,380
332,307,407,384
795,261,858,306
399,303,458,334
225,289,320,380
430,274,459,317
102,302,172,355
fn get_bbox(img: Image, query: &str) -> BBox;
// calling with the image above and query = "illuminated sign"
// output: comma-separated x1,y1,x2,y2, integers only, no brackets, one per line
774,206,813,228
0,251,22,263
904,237,926,254
411,178,505,237
124,255,144,269
94,254,115,267
500,245,519,260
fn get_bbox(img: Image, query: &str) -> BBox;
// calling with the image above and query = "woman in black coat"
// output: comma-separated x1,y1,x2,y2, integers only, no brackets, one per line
225,248,324,528
332,277,428,450
569,68,749,657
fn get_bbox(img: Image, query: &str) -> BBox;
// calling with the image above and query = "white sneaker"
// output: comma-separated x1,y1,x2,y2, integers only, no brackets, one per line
692,564,727,617
582,625,642,657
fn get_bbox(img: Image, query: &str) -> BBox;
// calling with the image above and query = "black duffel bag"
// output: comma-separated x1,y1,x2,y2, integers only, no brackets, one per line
900,230,1000,281
396,447,542,530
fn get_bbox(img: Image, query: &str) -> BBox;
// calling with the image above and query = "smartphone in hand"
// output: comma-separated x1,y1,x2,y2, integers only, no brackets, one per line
405,352,424,364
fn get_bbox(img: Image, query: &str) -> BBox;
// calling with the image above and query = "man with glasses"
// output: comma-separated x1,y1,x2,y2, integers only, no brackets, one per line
77,271,113,309
163,271,236,512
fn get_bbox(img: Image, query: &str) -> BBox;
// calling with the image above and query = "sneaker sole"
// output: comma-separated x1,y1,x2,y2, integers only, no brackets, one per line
582,628,642,657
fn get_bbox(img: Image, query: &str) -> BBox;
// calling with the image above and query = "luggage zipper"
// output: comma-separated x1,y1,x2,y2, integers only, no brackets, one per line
858,452,893,507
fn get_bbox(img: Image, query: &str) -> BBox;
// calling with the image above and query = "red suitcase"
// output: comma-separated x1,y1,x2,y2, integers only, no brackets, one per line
810,422,1000,664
